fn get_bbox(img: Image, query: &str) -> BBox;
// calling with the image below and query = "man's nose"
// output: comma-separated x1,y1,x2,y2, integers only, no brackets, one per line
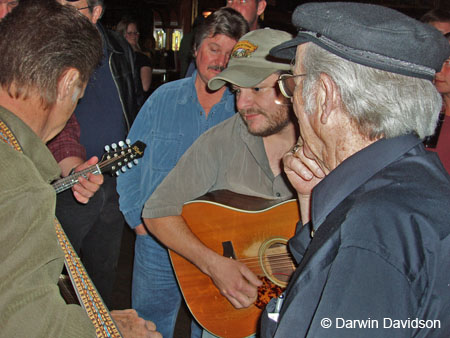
216,53,228,69
236,89,254,110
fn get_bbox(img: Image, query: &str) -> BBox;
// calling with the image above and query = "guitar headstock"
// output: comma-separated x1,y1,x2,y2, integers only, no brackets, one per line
101,139,146,176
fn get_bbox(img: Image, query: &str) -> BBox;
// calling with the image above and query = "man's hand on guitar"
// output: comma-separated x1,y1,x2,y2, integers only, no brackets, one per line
207,254,262,309
110,309,162,338
71,156,104,204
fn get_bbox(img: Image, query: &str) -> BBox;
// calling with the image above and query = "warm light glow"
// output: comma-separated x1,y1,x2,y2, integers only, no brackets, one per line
202,11,212,18
274,99,292,106
172,30,183,51
154,28,166,50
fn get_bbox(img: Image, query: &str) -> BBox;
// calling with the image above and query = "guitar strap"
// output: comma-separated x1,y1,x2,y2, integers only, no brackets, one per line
0,119,122,338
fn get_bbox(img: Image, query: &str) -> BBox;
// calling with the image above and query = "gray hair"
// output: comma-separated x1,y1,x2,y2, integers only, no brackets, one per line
0,0,102,109
300,43,442,139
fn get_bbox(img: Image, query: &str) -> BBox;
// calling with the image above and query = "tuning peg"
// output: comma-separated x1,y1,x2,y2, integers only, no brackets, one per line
133,159,139,165
118,140,125,148
111,143,117,150
104,145,111,152
121,167,127,173
126,139,131,145
115,170,120,176
127,163,133,168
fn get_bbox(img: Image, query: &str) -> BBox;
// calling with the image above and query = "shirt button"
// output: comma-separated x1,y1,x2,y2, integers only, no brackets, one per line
276,192,281,197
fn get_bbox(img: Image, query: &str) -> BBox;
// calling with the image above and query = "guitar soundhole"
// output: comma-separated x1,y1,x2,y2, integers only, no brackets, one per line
259,237,295,287
254,238,295,309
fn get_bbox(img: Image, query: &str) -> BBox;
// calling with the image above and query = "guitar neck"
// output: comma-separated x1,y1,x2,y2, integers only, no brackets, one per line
52,164,100,193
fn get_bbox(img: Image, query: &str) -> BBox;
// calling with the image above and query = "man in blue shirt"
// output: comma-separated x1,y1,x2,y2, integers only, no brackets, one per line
261,3,450,337
117,8,248,338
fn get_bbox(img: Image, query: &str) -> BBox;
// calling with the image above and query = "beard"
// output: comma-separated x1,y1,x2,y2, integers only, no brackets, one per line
239,106,291,137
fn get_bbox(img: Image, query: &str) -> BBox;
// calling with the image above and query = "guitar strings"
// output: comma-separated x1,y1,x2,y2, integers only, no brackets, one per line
236,253,296,276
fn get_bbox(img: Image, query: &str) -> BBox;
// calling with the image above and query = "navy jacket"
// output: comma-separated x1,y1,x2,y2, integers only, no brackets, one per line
261,134,450,338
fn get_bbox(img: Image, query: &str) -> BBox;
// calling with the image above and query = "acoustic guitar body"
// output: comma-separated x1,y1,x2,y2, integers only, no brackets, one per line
169,190,299,338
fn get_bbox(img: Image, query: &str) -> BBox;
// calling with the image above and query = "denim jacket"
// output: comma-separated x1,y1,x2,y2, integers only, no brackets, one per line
117,72,236,228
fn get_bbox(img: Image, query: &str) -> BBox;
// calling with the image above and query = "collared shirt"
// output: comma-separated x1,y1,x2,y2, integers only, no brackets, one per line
427,104,450,173
142,114,296,219
117,71,236,228
261,134,450,338
0,107,95,337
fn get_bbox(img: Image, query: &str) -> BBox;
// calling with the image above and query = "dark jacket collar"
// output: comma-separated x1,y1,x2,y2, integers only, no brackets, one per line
311,134,422,230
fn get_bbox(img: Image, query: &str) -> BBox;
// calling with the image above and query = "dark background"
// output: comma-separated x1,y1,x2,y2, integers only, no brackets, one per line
99,0,449,86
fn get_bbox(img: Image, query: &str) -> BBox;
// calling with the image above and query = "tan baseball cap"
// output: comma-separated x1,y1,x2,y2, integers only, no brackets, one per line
208,28,293,91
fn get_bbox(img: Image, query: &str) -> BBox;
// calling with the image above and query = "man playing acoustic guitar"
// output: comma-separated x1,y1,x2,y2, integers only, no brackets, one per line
136,28,298,337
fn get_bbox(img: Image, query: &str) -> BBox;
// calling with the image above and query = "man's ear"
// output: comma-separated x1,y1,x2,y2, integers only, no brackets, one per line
91,5,103,24
317,73,340,125
257,0,267,16
57,68,81,101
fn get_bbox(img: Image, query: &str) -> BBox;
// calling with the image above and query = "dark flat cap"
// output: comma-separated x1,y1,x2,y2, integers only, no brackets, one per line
270,2,450,80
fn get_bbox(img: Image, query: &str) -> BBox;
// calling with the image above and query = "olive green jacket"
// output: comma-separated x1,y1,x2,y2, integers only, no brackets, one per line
0,106,95,337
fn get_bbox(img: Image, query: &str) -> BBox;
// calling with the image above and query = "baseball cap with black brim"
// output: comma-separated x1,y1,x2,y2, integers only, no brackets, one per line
270,2,450,81
208,28,293,91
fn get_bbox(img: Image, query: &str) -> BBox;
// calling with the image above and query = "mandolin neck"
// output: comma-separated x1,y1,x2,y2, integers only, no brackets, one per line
52,164,100,193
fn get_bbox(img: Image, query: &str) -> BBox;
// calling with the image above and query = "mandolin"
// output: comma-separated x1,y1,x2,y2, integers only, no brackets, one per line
52,140,146,193
169,190,299,338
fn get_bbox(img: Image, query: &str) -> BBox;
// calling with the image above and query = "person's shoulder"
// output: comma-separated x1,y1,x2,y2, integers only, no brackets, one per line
194,114,240,144
0,142,43,191
151,77,193,96
341,160,450,243
102,26,132,54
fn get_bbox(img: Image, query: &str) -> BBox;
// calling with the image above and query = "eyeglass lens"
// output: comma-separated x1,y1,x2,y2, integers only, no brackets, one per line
279,75,296,98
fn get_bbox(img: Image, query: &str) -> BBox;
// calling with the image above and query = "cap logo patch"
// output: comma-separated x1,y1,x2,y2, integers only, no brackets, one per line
231,40,258,58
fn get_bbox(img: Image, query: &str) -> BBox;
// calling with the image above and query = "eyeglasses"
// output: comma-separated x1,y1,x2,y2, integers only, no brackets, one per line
277,73,306,98
227,0,248,5
0,0,18,8
76,6,92,11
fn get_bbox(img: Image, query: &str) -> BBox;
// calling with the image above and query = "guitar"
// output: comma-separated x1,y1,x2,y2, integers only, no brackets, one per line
52,140,146,193
169,190,299,338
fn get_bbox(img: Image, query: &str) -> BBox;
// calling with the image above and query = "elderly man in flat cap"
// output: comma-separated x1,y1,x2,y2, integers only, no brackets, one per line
259,2,450,338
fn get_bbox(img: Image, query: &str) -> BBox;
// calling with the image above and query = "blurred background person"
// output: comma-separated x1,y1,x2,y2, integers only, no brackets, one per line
226,0,266,31
422,9,450,173
117,16,153,99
